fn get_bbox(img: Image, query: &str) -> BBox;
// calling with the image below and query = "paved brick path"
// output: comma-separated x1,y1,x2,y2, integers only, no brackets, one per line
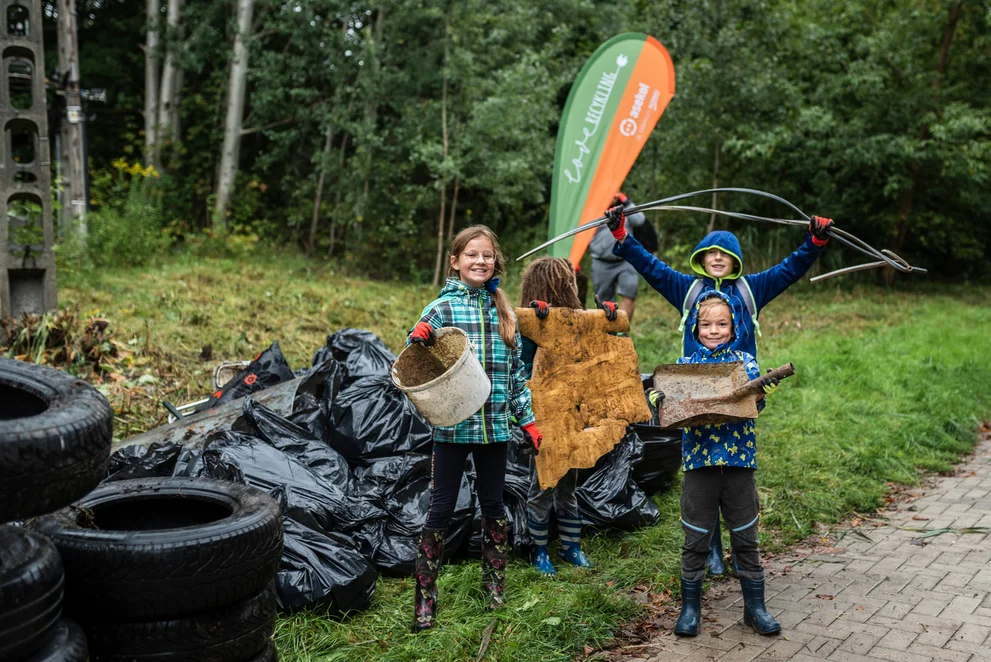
607,437,991,662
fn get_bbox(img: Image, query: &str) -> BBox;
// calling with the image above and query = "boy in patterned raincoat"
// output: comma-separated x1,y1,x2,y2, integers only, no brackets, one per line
653,290,782,638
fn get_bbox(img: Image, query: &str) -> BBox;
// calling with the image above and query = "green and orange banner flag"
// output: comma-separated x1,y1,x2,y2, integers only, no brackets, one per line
548,34,675,264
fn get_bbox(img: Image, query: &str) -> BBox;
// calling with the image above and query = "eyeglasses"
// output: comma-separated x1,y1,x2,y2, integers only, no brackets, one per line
462,251,496,263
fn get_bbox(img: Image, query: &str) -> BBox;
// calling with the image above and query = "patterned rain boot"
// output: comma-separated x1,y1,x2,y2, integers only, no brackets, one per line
533,546,556,575
481,516,509,610
674,576,703,637
741,577,781,635
557,514,593,568
527,513,555,575
706,519,727,577
411,528,445,633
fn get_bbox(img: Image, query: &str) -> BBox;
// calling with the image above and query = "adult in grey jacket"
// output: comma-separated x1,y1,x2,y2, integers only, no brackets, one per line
589,193,646,323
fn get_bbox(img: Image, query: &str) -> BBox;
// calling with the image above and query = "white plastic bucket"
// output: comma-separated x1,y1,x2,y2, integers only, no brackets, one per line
391,327,491,427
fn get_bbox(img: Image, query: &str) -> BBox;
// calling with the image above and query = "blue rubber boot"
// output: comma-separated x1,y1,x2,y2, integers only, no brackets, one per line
558,541,593,568
557,515,593,568
740,577,781,635
706,519,727,577
532,546,556,575
674,577,703,637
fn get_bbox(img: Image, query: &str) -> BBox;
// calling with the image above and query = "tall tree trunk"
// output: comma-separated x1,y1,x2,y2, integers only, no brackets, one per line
431,34,450,288
706,139,721,234
308,127,333,255
213,0,255,234
885,1,962,283
158,0,184,142
357,7,385,232
170,68,184,140
446,177,459,246
57,0,87,237
328,133,349,258
144,0,161,164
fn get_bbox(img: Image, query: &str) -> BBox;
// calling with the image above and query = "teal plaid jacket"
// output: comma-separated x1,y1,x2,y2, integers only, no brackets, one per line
410,278,535,444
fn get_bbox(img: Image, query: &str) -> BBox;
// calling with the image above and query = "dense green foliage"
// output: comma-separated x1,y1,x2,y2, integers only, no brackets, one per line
55,259,990,660
46,0,988,278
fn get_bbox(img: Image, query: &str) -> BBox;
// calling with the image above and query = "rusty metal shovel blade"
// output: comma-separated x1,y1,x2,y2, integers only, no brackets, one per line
653,362,795,428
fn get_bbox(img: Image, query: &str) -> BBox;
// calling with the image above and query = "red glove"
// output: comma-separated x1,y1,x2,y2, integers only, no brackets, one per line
521,422,542,455
600,300,618,321
809,215,833,247
605,205,627,242
409,321,436,346
529,300,550,319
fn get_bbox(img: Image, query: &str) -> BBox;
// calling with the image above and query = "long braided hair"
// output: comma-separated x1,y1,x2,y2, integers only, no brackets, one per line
520,257,582,309
448,225,517,349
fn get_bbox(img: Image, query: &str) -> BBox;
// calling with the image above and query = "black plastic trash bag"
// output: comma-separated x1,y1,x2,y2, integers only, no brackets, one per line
329,375,432,463
577,432,660,530
201,430,387,556
234,399,352,490
290,356,346,442
106,442,207,481
273,489,378,616
210,341,296,406
313,329,396,382
629,424,682,496
106,442,184,481
363,454,473,575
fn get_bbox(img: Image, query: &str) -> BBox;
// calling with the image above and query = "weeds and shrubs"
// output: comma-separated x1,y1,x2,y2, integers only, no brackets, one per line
56,159,169,272
0,310,121,378
86,160,169,268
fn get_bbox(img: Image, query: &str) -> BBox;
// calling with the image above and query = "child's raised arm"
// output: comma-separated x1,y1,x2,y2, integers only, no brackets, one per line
743,217,832,310
614,234,695,310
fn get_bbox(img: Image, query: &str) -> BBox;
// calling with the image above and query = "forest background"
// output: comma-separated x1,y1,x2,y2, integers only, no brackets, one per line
37,0,990,282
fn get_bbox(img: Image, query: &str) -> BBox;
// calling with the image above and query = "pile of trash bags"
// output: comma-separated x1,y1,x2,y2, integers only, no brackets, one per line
106,330,681,615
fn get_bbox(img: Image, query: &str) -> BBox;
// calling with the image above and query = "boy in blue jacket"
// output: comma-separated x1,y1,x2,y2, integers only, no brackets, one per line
652,291,780,637
606,205,832,573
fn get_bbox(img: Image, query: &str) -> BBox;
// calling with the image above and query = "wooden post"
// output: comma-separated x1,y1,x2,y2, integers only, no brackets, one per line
57,0,87,236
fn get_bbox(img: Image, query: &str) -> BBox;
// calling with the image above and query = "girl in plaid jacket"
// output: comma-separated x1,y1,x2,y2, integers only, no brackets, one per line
407,225,543,632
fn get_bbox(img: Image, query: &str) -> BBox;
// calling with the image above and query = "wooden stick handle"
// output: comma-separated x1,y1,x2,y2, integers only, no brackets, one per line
729,362,796,398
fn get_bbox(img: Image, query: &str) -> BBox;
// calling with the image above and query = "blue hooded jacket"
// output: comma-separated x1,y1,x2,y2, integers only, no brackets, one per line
613,229,824,357
676,290,763,472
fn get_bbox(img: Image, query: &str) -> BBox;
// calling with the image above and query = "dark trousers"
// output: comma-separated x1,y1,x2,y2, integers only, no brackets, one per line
424,441,507,531
681,467,763,581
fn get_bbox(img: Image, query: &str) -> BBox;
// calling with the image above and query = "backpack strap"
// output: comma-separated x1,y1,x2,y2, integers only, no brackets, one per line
735,278,761,338
678,279,706,355
677,279,706,334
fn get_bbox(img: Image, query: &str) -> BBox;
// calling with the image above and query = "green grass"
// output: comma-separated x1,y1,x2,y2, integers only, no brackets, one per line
54,254,991,661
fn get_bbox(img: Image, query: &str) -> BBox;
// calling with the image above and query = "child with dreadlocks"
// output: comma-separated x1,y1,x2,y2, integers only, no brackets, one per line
519,257,618,575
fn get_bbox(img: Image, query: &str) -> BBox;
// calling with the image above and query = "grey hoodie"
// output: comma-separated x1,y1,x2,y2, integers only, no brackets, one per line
588,198,646,261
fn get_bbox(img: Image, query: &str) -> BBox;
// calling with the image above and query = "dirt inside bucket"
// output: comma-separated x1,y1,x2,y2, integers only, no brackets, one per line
395,331,466,387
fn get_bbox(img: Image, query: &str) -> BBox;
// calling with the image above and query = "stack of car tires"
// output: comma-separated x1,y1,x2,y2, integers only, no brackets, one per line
0,527,89,661
32,478,285,662
2,358,284,661
1,357,115,661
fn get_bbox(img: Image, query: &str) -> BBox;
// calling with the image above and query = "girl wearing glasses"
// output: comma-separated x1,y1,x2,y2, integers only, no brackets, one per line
407,225,543,632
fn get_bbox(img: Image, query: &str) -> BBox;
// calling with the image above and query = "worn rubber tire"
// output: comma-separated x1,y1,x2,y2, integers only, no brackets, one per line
31,478,283,621
21,618,90,662
0,357,113,522
249,642,278,662
86,583,276,662
0,526,65,660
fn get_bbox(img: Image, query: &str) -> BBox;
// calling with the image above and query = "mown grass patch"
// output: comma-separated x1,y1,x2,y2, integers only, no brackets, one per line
55,256,991,661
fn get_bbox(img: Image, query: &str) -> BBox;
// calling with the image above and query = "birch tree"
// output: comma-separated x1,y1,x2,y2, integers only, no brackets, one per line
213,0,255,234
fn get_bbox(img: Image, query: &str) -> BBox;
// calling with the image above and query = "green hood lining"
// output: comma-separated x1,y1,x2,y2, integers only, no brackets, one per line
689,246,743,282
